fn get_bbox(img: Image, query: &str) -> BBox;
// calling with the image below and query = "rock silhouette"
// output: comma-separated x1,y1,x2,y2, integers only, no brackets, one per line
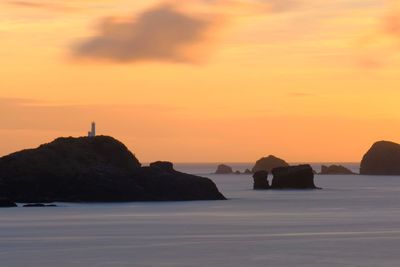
253,171,269,190
0,198,17,208
150,161,174,171
252,155,289,173
271,165,317,189
320,165,355,175
0,136,226,202
215,164,233,174
244,169,252,174
360,141,400,175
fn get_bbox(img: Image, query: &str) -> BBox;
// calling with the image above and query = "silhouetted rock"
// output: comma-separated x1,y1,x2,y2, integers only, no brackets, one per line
0,198,17,208
0,136,226,202
271,165,318,189
320,165,355,175
360,141,400,175
252,171,269,190
215,164,233,174
234,170,241,175
23,203,57,207
252,155,289,173
244,169,252,174
150,161,174,171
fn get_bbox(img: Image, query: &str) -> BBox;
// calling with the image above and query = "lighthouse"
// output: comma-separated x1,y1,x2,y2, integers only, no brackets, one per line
88,122,96,137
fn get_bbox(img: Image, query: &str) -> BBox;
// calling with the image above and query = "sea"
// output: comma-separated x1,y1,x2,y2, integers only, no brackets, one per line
1,162,400,267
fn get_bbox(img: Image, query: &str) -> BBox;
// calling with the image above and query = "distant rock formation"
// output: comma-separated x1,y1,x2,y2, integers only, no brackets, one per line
253,171,269,190
0,198,17,208
271,165,318,189
320,165,355,175
244,169,252,174
360,141,400,175
0,136,226,202
215,164,234,174
234,170,241,174
252,155,289,173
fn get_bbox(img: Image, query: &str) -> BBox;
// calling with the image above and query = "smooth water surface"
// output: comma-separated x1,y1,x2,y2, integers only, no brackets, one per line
1,173,400,266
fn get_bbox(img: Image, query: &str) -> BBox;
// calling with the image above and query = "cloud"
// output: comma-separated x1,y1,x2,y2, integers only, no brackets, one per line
6,1,75,11
72,4,222,63
71,0,297,64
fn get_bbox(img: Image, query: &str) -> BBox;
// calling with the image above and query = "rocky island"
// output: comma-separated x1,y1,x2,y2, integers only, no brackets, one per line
252,155,289,173
320,165,355,175
360,141,400,175
0,136,226,204
215,164,233,174
252,165,319,190
271,165,318,189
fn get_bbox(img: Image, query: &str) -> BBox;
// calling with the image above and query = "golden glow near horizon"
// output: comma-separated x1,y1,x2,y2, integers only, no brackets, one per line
1,0,400,162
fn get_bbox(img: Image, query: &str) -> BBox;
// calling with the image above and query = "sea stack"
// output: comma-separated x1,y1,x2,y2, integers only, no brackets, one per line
320,165,355,175
215,164,234,174
252,171,269,190
252,155,289,173
360,141,400,175
271,165,318,189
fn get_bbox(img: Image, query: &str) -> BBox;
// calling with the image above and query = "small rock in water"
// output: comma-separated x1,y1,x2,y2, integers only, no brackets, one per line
244,169,252,174
215,164,233,174
320,165,355,175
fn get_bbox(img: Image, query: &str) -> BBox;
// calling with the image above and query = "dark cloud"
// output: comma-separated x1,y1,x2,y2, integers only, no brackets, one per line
72,4,219,63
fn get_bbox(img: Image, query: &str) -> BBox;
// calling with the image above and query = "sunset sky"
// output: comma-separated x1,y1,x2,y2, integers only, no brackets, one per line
1,0,400,163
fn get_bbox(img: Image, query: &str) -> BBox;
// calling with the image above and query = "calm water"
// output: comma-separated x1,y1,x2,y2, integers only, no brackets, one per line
1,165,400,267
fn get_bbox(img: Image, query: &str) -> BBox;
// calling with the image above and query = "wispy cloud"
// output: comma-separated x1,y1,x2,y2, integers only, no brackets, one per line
6,1,76,11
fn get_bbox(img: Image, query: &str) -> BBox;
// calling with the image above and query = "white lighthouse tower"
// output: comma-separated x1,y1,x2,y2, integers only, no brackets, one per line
88,122,96,137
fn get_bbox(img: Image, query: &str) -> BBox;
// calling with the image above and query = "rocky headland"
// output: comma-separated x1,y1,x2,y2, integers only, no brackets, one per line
0,136,226,204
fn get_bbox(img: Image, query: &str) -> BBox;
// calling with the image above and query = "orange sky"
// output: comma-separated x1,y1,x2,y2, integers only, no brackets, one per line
1,0,400,163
